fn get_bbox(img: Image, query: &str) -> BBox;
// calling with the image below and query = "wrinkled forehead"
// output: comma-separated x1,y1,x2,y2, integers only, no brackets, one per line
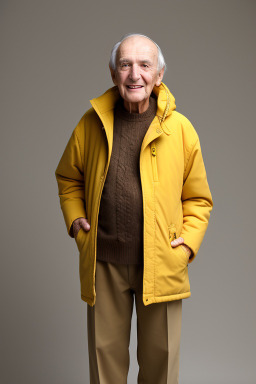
117,37,158,64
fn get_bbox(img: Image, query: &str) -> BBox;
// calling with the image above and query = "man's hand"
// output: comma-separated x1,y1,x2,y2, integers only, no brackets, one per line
73,217,90,239
171,236,192,258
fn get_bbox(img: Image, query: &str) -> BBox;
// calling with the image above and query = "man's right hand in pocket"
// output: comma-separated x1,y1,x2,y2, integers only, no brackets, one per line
73,217,90,239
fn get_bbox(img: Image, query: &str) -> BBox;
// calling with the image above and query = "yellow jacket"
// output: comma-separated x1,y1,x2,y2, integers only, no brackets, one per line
55,82,213,307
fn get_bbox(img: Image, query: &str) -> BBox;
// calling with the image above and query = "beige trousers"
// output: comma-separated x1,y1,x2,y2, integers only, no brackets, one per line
87,260,182,384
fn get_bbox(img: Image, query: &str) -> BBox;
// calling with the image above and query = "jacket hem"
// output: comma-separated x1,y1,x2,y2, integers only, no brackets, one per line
80,291,191,307
81,294,95,307
143,291,191,306
81,292,191,307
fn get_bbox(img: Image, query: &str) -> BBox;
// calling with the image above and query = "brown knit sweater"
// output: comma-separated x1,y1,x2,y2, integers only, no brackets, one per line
96,95,157,264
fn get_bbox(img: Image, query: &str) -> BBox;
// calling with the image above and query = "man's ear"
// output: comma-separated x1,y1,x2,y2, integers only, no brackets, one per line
109,65,117,85
155,66,165,87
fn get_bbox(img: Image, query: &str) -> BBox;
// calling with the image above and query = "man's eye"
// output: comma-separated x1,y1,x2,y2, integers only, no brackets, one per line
121,63,129,67
142,64,149,68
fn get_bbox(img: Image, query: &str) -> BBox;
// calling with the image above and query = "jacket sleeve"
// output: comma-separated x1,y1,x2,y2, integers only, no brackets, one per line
55,127,86,238
179,135,213,263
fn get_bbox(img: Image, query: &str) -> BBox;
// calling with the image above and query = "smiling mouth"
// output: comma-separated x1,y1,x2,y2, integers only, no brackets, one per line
126,85,144,89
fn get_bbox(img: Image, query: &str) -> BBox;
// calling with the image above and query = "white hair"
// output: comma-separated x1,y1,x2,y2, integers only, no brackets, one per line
109,33,167,76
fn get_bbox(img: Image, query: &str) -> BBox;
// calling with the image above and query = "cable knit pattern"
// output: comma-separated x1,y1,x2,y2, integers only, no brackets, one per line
97,95,157,264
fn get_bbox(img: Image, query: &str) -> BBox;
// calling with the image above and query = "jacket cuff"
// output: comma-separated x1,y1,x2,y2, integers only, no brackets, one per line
180,233,198,263
183,242,194,262
61,200,86,238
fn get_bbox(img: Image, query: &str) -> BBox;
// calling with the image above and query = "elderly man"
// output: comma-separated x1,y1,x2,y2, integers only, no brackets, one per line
55,33,213,384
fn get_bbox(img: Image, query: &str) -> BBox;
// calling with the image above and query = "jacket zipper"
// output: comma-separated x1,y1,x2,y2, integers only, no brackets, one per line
151,141,159,182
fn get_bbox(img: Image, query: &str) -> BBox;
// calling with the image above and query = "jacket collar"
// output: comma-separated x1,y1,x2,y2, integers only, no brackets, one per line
90,82,176,135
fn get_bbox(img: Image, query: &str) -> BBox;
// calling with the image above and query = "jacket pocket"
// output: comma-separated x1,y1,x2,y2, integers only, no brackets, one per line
151,141,159,182
168,224,189,265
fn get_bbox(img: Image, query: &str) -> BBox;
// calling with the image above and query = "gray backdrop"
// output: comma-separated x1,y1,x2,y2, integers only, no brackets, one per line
1,1,255,383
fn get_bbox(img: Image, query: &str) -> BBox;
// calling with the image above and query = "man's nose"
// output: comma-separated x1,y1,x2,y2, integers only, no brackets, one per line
129,65,141,81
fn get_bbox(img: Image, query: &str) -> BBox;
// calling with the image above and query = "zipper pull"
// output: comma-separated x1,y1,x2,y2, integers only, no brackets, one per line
169,226,177,241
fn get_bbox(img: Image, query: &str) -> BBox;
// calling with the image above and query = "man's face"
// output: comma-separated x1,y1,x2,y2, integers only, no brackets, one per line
110,36,164,113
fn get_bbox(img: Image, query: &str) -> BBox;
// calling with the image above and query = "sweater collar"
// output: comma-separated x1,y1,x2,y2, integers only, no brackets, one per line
114,95,157,122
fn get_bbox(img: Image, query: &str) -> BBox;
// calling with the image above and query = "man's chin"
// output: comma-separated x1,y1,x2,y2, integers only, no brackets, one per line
123,94,146,104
